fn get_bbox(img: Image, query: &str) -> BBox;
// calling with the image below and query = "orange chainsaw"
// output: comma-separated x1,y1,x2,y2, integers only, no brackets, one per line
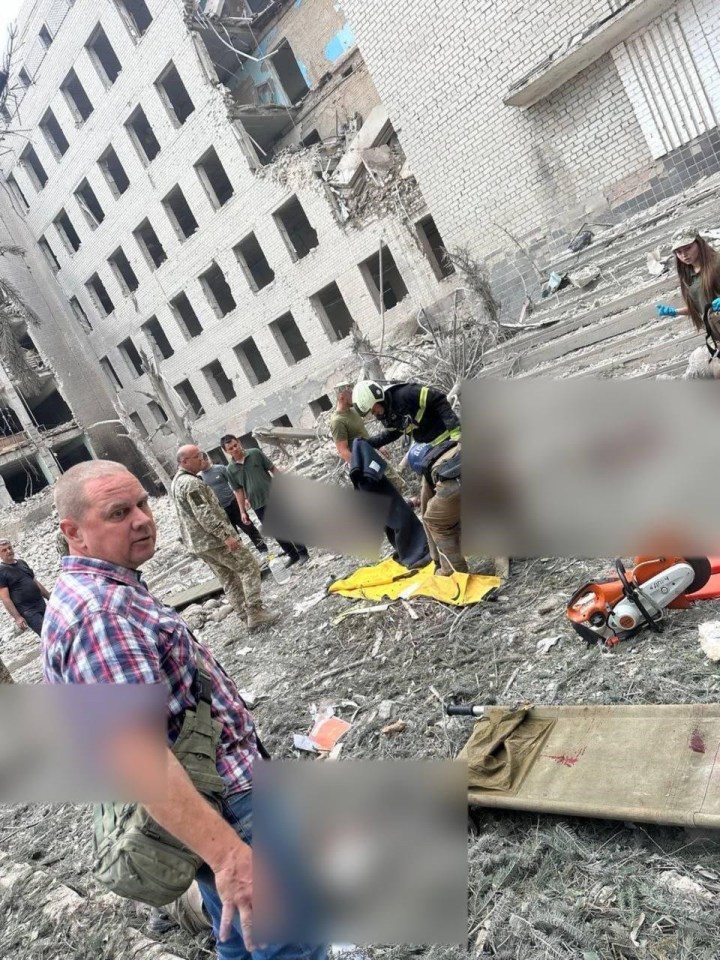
567,556,712,646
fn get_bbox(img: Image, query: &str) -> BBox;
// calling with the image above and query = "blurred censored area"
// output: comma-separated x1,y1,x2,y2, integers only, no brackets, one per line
262,472,389,559
463,379,720,558
253,760,468,945
0,684,166,802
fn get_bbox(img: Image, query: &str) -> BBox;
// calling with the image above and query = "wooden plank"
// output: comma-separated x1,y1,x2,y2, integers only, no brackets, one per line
163,578,223,610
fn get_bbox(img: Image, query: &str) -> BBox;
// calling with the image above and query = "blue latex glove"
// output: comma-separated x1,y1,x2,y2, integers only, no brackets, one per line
656,304,677,317
712,297,720,313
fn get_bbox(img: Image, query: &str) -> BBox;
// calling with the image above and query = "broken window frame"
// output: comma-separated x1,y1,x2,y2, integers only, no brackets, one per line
194,146,234,211
125,104,161,165
234,233,274,293
74,178,105,228
108,246,140,296
69,296,93,333
39,108,69,161
7,175,29,212
271,39,310,105
133,218,167,271
174,378,205,418
273,196,319,262
162,184,198,241
147,400,168,426
18,68,32,89
113,0,153,43
358,244,409,312
309,394,333,417
60,68,94,125
86,272,115,317
20,145,48,191
155,61,195,128
271,415,293,428
269,311,311,366
234,337,271,387
310,281,355,342
118,336,144,378
38,235,60,273
98,145,130,199
169,291,203,340
53,209,82,254
415,215,455,281
38,24,54,50
85,24,123,89
141,315,174,360
129,410,148,437
201,359,237,406
99,355,123,390
199,262,236,319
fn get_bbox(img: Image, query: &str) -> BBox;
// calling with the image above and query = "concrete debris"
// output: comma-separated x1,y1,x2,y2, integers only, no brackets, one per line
536,635,562,654
568,265,601,288
698,621,720,661
646,245,671,277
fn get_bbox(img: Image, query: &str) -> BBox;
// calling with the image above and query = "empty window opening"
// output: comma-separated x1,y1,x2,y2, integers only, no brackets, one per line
156,62,194,126
311,281,354,341
18,68,32,89
118,337,144,377
240,432,260,450
86,26,122,87
202,360,236,404
129,411,148,438
54,209,81,253
194,147,233,209
108,247,139,295
359,245,409,311
61,69,94,124
69,296,92,333
39,109,69,159
126,105,161,164
175,378,205,417
142,316,173,359
1,458,49,503
206,446,224,463
270,312,310,365
0,405,23,439
163,185,197,240
21,145,48,190
0,104,12,124
31,389,73,430
75,178,105,227
99,355,123,389
272,415,293,428
199,262,236,318
87,273,114,316
309,394,333,417
416,215,455,280
38,25,53,50
7,175,28,211
274,196,318,261
234,234,274,292
114,0,153,41
272,39,310,104
234,338,270,386
133,219,167,270
301,129,321,147
53,436,96,471
148,400,168,425
38,236,60,273
170,291,203,339
99,145,130,198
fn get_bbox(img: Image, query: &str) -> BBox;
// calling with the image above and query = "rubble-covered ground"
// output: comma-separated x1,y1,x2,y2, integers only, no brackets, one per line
2,482,720,960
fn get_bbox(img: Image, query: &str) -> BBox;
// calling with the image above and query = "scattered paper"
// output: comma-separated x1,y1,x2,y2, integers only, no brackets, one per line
293,734,318,753
310,715,352,752
698,621,720,661
536,635,561,654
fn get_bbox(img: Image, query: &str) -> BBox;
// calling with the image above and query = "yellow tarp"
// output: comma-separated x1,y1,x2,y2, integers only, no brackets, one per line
328,558,501,606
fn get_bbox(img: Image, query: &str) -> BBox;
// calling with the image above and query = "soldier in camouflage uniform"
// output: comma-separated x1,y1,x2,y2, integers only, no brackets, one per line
172,445,279,632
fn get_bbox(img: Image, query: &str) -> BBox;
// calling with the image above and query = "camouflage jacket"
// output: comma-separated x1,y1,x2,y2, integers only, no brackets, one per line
171,469,236,554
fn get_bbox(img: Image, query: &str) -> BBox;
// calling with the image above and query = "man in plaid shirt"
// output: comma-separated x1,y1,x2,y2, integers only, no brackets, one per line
42,460,325,960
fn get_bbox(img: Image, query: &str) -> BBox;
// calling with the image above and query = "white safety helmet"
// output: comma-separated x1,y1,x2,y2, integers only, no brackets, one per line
352,380,384,416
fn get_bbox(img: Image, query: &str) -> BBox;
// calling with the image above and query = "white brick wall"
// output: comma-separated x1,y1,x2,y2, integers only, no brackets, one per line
1,0,453,462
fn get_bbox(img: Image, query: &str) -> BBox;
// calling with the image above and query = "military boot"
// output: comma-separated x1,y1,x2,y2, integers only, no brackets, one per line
247,606,281,631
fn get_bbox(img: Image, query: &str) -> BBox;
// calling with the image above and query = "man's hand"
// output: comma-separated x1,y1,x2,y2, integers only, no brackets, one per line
14,615,26,630
224,536,241,552
212,842,256,946
241,512,251,526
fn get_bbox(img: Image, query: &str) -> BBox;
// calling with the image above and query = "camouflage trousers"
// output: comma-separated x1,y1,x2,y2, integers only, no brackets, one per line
196,544,262,617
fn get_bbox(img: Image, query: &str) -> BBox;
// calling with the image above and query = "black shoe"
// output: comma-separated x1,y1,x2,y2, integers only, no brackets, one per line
256,543,268,553
284,555,300,568
297,549,310,565
147,908,176,935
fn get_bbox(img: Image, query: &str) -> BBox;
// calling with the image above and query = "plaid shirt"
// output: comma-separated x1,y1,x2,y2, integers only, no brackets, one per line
42,556,258,794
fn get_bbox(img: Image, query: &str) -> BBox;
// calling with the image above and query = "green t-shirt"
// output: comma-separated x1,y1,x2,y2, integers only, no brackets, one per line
226,449,274,509
330,408,369,445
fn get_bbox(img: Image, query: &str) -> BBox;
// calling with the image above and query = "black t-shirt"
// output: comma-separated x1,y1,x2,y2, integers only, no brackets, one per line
0,559,45,612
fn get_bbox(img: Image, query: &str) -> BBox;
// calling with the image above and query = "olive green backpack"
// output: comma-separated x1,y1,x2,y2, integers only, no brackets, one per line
92,669,226,906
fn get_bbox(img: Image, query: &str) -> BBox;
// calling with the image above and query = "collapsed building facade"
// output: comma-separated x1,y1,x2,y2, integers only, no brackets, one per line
0,0,458,497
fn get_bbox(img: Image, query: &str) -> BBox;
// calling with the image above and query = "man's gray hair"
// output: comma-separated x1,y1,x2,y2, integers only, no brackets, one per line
54,460,132,522
0,538,12,547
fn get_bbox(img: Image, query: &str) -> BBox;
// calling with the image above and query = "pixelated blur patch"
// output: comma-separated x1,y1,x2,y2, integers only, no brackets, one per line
0,684,166,802
463,379,720,557
252,760,468,945
262,473,389,559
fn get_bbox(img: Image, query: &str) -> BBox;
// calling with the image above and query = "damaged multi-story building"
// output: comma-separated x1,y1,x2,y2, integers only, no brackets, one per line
0,0,458,499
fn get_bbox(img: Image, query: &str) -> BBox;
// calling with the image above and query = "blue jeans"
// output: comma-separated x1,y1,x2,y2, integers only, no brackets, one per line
196,790,327,960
